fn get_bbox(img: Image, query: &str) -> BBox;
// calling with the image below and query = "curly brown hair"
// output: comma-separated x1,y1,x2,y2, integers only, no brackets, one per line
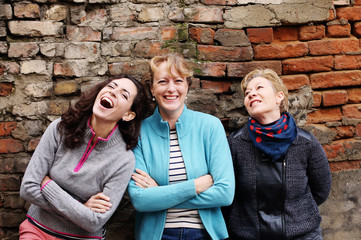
58,75,149,150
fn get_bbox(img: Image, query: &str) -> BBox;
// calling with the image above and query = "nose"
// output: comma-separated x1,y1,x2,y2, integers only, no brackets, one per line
167,81,176,92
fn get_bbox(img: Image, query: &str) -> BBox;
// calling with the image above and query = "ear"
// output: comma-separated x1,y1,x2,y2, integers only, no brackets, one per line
276,91,285,105
122,111,136,122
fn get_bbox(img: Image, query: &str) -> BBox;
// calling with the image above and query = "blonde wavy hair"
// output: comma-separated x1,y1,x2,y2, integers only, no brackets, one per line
241,68,289,113
150,53,193,86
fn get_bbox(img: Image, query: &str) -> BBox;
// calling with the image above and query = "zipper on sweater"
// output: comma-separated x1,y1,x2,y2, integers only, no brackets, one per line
73,135,98,172
282,158,287,240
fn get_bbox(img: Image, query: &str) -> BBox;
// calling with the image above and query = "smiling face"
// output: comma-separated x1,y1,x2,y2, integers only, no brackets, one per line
151,61,189,121
92,78,138,126
244,76,284,124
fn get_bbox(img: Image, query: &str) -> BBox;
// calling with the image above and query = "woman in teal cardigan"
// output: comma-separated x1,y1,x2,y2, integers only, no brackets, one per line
128,53,235,240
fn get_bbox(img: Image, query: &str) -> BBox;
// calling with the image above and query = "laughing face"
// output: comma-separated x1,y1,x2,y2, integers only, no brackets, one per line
244,76,284,124
151,61,188,121
92,78,137,126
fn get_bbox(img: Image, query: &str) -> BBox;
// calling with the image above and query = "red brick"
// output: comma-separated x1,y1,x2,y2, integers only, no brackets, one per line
326,23,351,38
28,137,40,152
8,42,39,58
346,88,361,103
356,0,361,5
109,60,150,77
227,61,281,78
282,56,333,74
0,175,21,191
352,22,361,37
336,6,361,21
323,141,345,160
133,41,169,58
342,104,361,119
66,26,101,42
201,80,232,93
189,28,215,45
298,25,325,41
327,9,336,21
331,126,355,140
254,42,308,60
192,62,226,77
14,3,40,19
0,122,16,136
329,160,361,172
307,107,343,124
310,70,361,89
161,26,177,40
308,38,359,56
322,90,348,107
335,55,361,70
280,74,310,91
200,0,237,5
274,26,298,41
356,123,361,137
312,91,322,107
197,45,253,62
0,139,24,153
246,28,273,44
0,82,14,96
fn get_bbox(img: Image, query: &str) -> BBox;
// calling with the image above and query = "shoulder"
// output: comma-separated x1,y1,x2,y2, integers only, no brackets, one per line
228,124,247,140
187,109,222,125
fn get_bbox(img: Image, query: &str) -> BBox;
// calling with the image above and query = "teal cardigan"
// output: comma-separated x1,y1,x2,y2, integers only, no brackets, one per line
128,106,235,240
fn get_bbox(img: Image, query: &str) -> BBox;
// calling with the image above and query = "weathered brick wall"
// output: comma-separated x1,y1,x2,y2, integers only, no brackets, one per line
0,0,360,239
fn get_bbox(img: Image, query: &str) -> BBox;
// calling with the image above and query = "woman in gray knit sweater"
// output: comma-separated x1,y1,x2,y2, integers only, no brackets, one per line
223,69,332,240
19,75,148,240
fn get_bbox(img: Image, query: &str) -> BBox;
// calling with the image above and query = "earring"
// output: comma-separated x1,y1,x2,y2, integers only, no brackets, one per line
185,96,188,100
152,97,155,102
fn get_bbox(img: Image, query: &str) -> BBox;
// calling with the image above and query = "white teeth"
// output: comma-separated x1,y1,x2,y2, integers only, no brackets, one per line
165,96,177,100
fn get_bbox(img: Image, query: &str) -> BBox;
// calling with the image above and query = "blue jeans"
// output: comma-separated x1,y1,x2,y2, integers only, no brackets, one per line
162,228,212,240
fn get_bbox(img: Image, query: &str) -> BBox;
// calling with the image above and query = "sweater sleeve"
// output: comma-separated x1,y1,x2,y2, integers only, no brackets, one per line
306,134,332,206
128,141,197,212
173,118,235,209
20,119,60,212
40,154,135,233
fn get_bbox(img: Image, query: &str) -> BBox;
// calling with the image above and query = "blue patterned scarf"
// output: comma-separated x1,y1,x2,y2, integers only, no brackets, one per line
248,112,297,162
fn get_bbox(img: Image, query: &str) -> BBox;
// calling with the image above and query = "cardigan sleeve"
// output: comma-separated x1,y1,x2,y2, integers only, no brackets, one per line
40,153,135,233
306,133,332,205
173,118,235,209
128,140,198,212
20,119,61,212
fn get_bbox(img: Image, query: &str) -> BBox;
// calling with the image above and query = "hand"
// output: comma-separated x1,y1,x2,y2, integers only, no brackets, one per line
41,176,52,188
132,168,158,189
194,174,213,194
83,193,112,213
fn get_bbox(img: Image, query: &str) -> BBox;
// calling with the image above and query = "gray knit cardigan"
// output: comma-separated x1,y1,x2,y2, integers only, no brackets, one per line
20,118,135,239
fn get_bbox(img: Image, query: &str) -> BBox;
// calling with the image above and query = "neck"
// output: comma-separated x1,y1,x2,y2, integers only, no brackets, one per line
253,112,281,125
90,115,117,143
159,106,184,130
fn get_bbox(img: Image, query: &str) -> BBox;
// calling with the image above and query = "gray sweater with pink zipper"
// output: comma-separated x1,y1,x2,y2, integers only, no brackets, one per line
20,118,135,239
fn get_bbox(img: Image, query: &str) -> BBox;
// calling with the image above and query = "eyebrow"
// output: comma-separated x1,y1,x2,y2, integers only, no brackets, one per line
110,81,131,96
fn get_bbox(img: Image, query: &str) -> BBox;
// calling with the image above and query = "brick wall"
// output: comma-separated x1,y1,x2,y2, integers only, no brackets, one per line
0,0,360,239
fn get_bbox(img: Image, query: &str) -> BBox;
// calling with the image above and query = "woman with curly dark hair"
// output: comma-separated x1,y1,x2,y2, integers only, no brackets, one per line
20,75,148,240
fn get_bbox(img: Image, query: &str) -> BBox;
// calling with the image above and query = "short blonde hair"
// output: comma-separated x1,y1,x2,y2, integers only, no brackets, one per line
150,53,193,86
241,68,289,113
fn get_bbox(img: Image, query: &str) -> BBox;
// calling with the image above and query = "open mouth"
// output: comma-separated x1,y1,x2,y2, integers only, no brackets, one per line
100,97,113,109
250,100,261,107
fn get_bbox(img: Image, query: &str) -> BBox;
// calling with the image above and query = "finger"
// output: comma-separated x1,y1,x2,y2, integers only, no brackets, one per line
135,168,151,178
135,182,146,189
132,174,147,185
91,207,107,213
94,199,112,208
94,192,111,202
